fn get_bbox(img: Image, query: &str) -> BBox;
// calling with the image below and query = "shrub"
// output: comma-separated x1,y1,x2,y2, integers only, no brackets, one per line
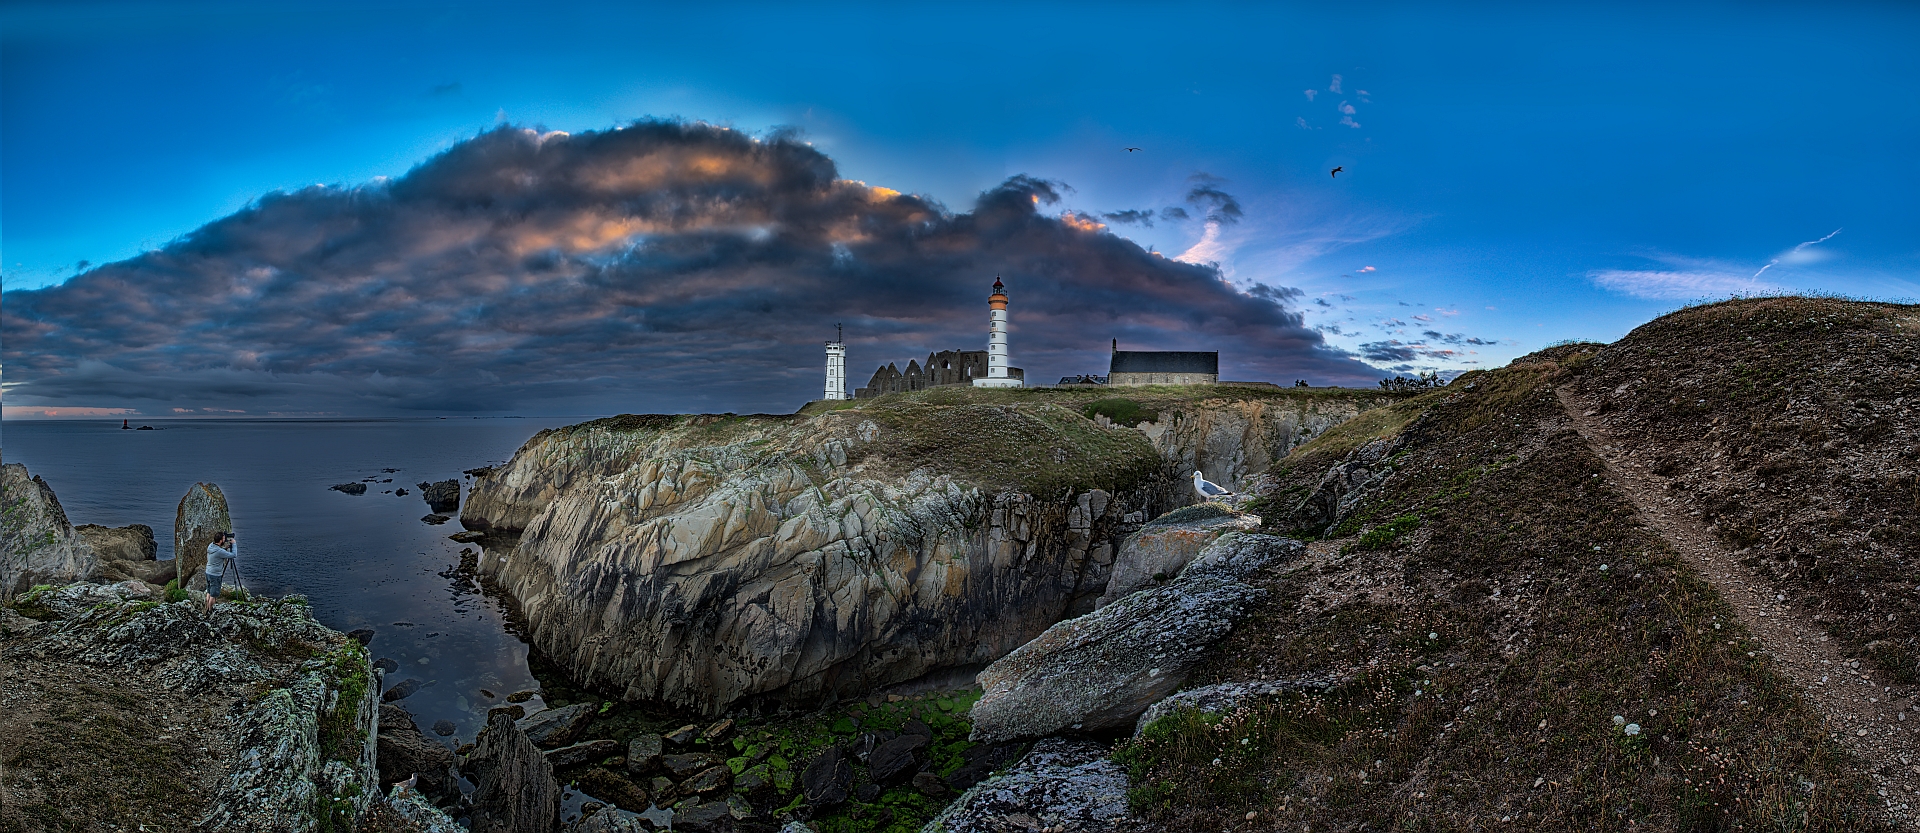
1345,514,1422,553
163,579,188,604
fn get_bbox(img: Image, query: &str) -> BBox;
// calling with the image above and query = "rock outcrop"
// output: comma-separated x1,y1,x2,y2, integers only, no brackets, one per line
174,482,232,589
922,738,1131,833
1096,507,1258,607
1132,677,1336,736
1,463,99,595
462,409,1169,715
969,533,1302,742
77,523,176,585
1,582,378,831
1134,395,1390,492
419,480,460,514
465,712,560,833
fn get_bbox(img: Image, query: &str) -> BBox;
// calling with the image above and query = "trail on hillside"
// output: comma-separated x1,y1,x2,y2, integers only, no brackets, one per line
1557,385,1920,827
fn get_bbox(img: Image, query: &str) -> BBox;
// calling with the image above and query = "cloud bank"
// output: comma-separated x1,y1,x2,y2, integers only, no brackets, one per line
4,121,1382,415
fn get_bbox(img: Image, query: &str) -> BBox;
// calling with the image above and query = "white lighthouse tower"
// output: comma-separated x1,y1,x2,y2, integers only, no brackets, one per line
973,276,1023,388
823,324,848,400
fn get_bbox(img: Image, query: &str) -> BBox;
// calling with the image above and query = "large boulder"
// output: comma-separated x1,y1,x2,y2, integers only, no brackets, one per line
516,702,597,748
969,533,1301,742
1,463,99,595
418,480,461,514
376,704,461,806
921,738,1131,833
74,523,157,562
173,482,231,589
1096,508,1258,607
465,712,560,833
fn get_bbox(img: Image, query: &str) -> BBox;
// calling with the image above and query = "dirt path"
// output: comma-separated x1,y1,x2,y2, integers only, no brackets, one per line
1555,386,1920,828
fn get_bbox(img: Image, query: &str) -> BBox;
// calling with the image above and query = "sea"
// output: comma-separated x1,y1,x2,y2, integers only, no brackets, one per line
5,416,586,747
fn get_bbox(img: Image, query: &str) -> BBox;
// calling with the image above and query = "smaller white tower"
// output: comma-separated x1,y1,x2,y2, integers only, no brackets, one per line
973,276,1023,388
824,324,848,400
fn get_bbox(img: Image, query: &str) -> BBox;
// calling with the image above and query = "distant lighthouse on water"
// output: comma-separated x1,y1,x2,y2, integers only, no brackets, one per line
823,324,848,400
972,276,1023,388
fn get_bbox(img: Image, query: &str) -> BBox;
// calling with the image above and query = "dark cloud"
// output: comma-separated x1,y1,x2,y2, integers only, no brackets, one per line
1359,340,1418,363
1183,173,1243,225
1421,330,1495,346
3,121,1382,416
1314,298,1333,308
1101,209,1155,227
1160,206,1190,222
427,82,462,97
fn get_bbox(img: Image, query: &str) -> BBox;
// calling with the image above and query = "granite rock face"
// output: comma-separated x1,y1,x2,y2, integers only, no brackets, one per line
969,533,1303,742
174,482,232,589
465,712,560,833
461,411,1166,716
1134,396,1390,493
1,463,99,595
4,584,378,831
517,702,597,748
1096,510,1259,607
921,738,1131,833
78,523,176,585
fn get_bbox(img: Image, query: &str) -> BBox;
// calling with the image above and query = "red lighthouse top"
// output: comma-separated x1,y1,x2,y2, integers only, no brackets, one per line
992,276,1004,293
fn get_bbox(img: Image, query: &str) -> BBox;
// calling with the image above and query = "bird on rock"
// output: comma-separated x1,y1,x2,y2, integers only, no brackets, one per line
1192,470,1234,501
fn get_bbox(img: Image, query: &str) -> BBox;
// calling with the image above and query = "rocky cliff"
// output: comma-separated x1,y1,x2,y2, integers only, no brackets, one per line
1,462,99,596
461,386,1393,716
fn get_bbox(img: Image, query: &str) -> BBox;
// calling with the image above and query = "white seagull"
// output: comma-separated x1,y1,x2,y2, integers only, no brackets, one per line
1192,471,1234,501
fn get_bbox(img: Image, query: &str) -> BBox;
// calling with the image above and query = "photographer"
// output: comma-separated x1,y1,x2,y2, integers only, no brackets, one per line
203,531,239,615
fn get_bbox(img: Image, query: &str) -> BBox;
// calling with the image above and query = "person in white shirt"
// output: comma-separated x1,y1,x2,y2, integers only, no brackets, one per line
204,531,238,614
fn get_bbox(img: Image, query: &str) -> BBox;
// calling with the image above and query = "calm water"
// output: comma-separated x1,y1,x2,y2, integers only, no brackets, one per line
5,417,583,745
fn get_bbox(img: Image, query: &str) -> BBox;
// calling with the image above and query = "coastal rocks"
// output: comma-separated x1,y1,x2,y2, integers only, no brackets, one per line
922,738,1131,833
1096,508,1259,607
969,533,1302,742
1134,396,1392,493
1284,437,1398,533
518,702,597,748
377,704,461,806
375,783,465,833
421,514,451,525
868,734,930,785
625,733,664,774
546,738,622,768
419,480,461,514
174,482,231,588
383,677,425,702
801,745,854,807
6,592,383,832
1,463,100,595
465,712,560,833
1133,677,1336,736
80,523,176,586
330,482,368,495
74,522,157,562
461,410,1162,715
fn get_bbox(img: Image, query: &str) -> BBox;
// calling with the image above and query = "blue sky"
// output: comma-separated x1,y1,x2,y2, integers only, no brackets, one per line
4,1,1917,416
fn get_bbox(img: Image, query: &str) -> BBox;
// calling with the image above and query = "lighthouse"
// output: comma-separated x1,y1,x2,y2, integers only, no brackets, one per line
972,276,1023,388
823,324,848,400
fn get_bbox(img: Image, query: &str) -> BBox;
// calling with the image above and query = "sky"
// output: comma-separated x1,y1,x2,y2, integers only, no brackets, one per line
4,1,1918,417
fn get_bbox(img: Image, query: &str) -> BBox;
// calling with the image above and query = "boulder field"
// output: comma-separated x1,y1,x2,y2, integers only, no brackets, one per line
459,388,1387,715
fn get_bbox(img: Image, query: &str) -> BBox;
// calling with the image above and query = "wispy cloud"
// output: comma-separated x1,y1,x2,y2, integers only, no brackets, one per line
1358,265,1375,273
1590,268,1784,300
1304,89,1317,102
1753,228,1841,278
1329,74,1343,94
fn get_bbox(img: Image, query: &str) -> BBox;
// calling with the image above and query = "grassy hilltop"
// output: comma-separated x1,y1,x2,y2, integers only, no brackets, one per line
1117,297,1920,830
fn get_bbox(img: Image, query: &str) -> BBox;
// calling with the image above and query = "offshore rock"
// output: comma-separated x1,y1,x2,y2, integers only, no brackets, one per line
1096,509,1259,607
174,482,232,589
465,712,560,833
419,480,461,514
922,738,1131,833
2,585,377,831
969,533,1302,742
1,463,99,595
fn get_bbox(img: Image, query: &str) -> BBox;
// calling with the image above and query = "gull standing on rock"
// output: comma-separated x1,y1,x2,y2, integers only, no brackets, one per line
1192,471,1234,501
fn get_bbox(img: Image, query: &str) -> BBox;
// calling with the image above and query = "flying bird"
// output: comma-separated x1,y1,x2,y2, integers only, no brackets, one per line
1192,470,1235,501
1330,166,1344,178
1125,147,1141,152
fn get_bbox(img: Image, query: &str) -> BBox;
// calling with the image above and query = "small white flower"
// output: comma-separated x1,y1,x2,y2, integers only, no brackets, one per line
1625,723,1641,736
1599,564,1610,572
1212,758,1222,766
1612,715,1626,726
1429,632,1439,640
